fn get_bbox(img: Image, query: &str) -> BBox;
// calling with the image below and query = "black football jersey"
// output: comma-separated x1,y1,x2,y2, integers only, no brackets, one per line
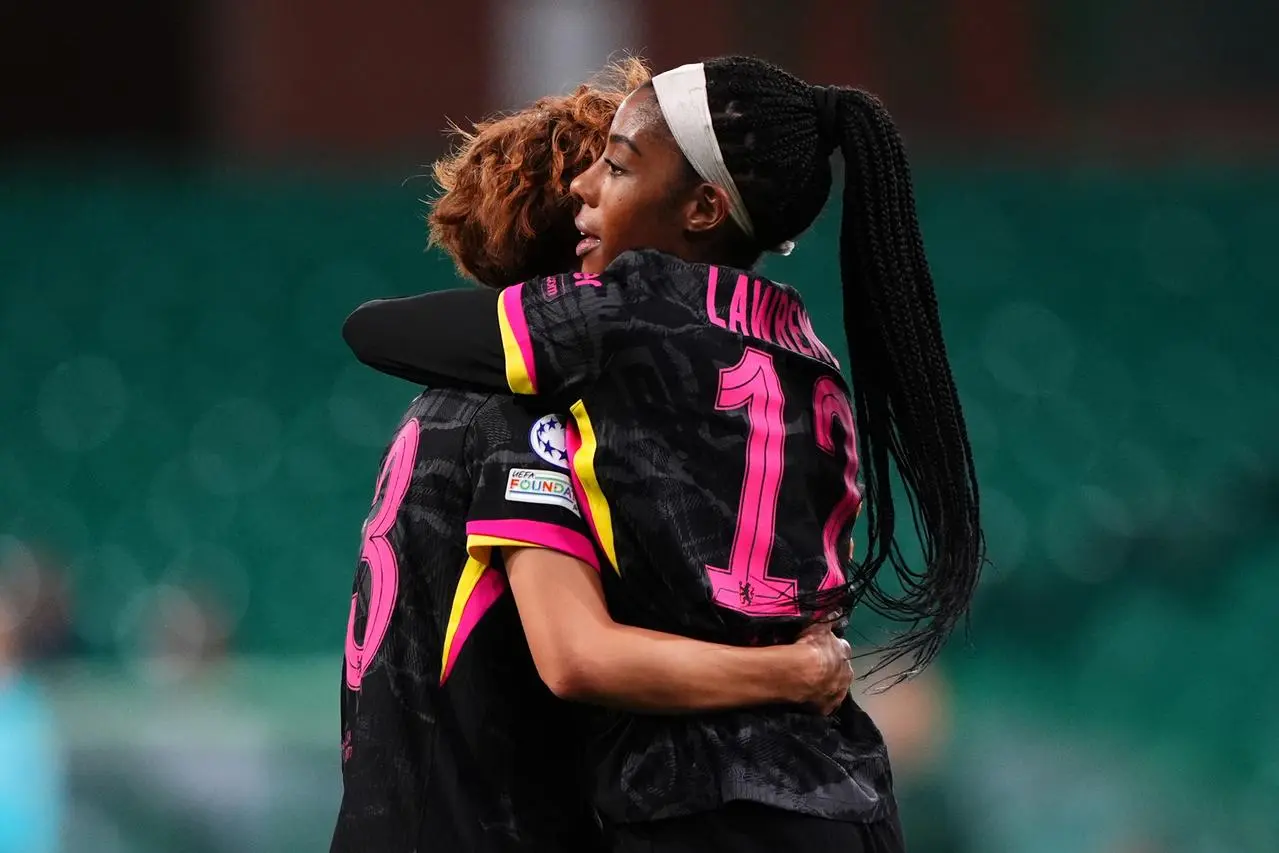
330,389,605,853
341,250,897,826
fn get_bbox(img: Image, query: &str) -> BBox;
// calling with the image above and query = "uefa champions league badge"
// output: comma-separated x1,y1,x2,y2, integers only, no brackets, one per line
529,414,570,469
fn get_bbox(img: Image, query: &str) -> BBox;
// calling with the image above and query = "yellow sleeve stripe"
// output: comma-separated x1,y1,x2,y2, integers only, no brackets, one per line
439,556,507,684
497,284,537,395
569,400,618,573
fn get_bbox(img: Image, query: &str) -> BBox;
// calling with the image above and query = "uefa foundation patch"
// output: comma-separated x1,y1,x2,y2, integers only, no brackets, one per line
505,468,580,516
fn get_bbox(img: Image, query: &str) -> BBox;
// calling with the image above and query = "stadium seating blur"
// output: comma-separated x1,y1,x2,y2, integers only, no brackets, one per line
2,167,1277,850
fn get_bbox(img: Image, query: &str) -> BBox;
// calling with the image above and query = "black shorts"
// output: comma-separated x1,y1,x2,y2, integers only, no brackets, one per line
608,803,906,853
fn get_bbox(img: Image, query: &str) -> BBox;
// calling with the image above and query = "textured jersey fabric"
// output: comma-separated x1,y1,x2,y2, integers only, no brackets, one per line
331,389,604,853
342,251,898,826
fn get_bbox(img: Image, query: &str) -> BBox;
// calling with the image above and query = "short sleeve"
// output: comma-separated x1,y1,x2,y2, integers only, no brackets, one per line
497,262,641,401
465,396,602,572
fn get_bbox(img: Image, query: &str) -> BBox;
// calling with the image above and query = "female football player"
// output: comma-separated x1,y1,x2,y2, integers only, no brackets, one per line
345,56,985,852
331,59,859,853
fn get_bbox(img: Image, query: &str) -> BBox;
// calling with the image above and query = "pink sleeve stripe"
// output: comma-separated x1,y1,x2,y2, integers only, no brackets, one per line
440,565,507,684
563,421,603,561
466,519,600,571
500,284,538,394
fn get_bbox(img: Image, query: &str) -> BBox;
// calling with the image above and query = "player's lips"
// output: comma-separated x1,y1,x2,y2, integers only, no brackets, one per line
575,219,601,258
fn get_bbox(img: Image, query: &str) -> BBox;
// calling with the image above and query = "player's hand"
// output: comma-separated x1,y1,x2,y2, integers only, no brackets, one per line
792,621,854,716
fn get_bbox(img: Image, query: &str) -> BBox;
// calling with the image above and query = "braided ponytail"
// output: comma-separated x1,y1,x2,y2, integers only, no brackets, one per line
830,88,985,679
703,57,986,680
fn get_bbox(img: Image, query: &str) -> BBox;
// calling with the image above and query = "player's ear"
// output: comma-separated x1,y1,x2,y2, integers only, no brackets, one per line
681,182,732,237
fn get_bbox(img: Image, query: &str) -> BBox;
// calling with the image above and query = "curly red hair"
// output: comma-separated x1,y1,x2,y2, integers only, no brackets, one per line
428,57,651,288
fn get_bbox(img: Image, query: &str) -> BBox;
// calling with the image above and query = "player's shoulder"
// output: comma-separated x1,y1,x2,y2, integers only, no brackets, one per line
595,250,722,320
473,392,556,426
524,251,710,316
471,395,573,470
399,387,494,433
605,249,711,287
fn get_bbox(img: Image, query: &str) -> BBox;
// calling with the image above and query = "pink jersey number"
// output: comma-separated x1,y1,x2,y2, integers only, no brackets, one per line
813,376,862,592
706,350,861,617
344,418,420,690
706,349,797,615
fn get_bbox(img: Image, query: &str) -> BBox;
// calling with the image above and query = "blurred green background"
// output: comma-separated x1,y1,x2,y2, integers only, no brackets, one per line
2,1,1278,851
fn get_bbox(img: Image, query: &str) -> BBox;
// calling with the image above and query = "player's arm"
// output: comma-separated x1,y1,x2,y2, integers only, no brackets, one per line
343,252,648,399
502,546,852,715
341,288,508,390
465,397,851,715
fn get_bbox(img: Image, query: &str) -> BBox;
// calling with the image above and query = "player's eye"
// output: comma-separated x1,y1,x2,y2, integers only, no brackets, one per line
604,157,625,177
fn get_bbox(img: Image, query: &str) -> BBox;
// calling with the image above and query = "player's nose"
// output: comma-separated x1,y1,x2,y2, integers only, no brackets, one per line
570,159,602,208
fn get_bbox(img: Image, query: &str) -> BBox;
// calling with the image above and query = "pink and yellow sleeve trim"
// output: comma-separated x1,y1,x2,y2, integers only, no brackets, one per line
568,401,618,573
465,519,600,572
440,557,507,684
440,523,602,684
442,519,601,681
497,284,538,395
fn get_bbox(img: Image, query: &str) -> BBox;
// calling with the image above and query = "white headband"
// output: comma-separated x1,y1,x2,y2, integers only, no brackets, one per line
651,63,795,256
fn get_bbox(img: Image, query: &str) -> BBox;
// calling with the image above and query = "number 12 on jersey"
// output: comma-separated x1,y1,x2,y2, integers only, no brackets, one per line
705,348,860,618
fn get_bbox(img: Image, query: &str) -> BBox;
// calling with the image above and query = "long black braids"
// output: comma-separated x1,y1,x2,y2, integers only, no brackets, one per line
701,56,986,680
